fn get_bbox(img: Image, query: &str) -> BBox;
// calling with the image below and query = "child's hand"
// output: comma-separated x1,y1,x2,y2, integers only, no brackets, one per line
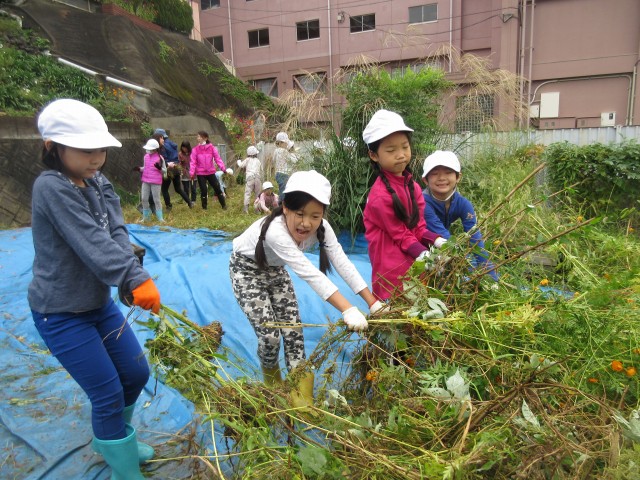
132,166,141,172
131,278,161,314
369,300,390,315
342,307,368,332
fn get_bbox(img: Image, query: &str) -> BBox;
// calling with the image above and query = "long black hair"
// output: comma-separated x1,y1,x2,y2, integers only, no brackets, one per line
367,132,419,229
254,191,331,274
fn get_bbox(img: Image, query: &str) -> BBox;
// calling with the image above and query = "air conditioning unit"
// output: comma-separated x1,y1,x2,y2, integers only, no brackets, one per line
600,112,616,127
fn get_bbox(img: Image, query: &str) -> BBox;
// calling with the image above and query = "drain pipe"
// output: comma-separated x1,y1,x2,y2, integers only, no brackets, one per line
57,57,151,95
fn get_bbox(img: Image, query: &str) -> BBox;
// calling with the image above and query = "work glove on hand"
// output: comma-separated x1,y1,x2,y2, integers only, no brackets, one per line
369,300,390,315
154,162,162,171
342,306,368,332
132,166,141,172
433,237,447,249
416,250,431,261
131,278,161,314
225,168,233,175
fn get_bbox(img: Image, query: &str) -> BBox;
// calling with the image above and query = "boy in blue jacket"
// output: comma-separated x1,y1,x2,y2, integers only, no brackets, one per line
422,150,498,281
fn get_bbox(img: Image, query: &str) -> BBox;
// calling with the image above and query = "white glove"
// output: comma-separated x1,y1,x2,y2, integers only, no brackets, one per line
369,300,390,315
226,168,234,175
417,250,431,261
342,307,368,332
236,160,242,166
433,237,447,248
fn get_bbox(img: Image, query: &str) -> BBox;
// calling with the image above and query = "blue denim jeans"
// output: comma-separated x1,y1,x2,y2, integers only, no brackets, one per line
32,300,149,440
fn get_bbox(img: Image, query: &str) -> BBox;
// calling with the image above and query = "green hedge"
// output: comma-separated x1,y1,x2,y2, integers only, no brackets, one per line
545,141,640,216
152,0,193,34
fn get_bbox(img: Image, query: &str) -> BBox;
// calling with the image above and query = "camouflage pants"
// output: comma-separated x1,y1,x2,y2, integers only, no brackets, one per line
229,253,305,371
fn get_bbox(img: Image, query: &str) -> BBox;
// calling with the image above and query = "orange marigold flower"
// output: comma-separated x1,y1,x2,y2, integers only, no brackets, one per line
611,360,624,372
626,367,637,377
576,215,584,222
540,279,550,286
365,370,379,382
404,356,416,367
588,377,599,384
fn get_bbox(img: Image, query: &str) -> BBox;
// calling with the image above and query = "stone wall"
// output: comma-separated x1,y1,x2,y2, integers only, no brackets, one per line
0,117,146,227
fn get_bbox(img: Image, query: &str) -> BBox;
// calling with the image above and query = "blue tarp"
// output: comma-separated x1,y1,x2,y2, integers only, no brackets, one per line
0,225,373,479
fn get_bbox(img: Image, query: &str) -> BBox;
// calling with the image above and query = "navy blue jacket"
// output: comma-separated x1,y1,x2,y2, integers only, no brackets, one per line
163,138,179,163
423,190,499,281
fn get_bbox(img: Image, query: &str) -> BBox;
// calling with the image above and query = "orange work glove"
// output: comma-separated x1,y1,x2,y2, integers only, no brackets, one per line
132,278,161,314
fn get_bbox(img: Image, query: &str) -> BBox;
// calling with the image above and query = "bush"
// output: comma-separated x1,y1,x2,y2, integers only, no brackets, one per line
545,141,640,217
152,0,193,34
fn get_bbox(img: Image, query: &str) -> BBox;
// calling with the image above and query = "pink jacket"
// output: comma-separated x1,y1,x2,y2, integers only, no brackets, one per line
190,142,226,177
141,152,164,185
363,171,439,300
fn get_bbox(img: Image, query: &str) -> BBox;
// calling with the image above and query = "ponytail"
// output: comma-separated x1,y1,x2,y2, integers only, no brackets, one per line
316,222,332,274
373,162,419,229
254,206,284,270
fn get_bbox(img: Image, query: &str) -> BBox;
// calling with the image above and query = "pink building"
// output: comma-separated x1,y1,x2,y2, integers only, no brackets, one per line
196,0,640,131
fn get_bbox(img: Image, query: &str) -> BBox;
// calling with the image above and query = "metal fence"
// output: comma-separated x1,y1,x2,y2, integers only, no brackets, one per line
441,126,640,161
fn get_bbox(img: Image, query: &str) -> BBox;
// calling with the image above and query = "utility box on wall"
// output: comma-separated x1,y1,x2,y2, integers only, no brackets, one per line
600,112,616,126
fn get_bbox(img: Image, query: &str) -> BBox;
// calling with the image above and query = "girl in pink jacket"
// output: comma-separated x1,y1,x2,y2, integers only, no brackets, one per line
189,130,228,210
139,138,165,222
362,110,446,300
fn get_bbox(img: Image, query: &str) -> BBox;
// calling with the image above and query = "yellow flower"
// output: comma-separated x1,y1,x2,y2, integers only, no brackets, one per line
539,279,550,286
576,215,584,222
493,240,501,246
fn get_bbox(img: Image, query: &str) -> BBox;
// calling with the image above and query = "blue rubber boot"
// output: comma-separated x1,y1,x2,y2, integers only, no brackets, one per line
92,424,144,480
156,208,165,222
141,209,151,223
122,403,154,463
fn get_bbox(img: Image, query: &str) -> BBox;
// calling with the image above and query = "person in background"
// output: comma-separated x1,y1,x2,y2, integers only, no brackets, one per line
215,167,232,199
30,99,161,479
362,109,446,301
421,150,498,281
137,138,165,223
273,131,297,202
190,130,229,210
230,170,386,408
178,140,197,203
253,181,279,214
154,129,193,210
237,145,262,214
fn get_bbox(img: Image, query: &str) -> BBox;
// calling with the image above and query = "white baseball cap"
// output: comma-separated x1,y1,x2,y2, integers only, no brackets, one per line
422,150,461,177
283,170,331,205
275,131,289,142
247,145,259,156
262,181,274,190
143,139,160,151
38,98,122,149
362,109,413,146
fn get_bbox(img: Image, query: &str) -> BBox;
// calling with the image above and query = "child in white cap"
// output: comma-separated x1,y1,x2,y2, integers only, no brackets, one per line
253,180,279,214
230,170,386,408
137,138,165,222
237,145,263,213
273,131,298,201
422,150,498,281
30,99,161,479
362,109,446,301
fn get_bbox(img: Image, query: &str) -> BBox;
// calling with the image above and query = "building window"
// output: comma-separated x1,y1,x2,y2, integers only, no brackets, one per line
251,78,278,97
297,19,320,41
409,4,437,24
455,95,495,132
350,14,375,33
248,28,269,48
206,36,223,53
201,0,219,10
391,59,443,77
293,72,327,95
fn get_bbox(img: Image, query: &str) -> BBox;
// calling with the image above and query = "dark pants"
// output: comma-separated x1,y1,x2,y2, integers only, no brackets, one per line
182,179,197,202
32,300,149,440
197,174,226,209
161,175,192,208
